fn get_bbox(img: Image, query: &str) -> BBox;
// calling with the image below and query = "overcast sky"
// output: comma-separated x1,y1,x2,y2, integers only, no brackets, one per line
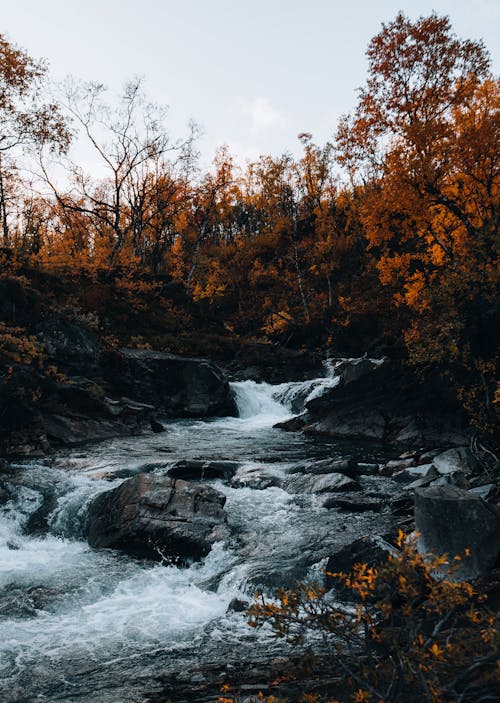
3,1,499,169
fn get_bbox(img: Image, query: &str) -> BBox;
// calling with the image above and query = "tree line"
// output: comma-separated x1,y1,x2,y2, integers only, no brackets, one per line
0,13,498,435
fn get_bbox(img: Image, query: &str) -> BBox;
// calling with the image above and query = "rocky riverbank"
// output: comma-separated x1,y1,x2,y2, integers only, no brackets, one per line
1,327,499,703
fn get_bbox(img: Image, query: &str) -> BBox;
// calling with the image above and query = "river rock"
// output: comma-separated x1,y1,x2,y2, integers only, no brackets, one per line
415,485,500,579
87,473,229,561
469,484,497,501
101,348,237,418
230,466,281,490
303,457,358,477
392,463,437,484
286,472,360,494
325,535,396,595
150,419,165,433
432,447,478,475
168,460,238,481
321,495,385,512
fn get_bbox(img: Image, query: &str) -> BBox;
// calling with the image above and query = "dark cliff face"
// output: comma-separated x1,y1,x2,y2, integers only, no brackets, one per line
278,359,467,448
100,348,237,418
0,318,237,454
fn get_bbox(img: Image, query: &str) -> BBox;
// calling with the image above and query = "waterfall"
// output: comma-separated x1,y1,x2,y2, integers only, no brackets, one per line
230,359,342,423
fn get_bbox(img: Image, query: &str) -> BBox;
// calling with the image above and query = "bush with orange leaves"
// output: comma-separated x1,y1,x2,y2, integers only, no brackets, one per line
247,532,499,703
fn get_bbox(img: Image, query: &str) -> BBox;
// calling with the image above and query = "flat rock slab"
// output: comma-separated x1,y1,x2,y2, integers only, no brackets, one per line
87,473,229,561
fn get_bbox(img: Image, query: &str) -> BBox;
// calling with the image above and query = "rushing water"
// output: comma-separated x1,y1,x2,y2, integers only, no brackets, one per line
0,367,396,702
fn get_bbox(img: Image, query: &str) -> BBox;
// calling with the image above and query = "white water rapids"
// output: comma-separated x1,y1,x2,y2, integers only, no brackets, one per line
0,362,393,702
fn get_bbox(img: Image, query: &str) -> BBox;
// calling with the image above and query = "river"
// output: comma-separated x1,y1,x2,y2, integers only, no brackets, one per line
0,369,397,702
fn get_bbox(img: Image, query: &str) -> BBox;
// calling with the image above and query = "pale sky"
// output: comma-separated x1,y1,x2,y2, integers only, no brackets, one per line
3,1,499,169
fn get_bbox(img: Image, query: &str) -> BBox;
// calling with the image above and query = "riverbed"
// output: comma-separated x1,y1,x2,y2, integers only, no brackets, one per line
0,374,397,702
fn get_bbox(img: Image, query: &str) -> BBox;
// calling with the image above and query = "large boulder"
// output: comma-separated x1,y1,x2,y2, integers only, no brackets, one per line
288,360,467,447
415,485,500,579
87,473,229,561
101,348,237,418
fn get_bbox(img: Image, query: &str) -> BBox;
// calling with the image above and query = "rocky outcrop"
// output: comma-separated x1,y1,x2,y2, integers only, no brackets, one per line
101,348,237,418
36,318,100,371
415,485,500,579
0,313,238,453
278,359,467,447
87,473,229,561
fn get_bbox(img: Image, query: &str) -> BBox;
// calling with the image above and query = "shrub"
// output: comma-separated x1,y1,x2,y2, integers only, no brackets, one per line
248,532,499,703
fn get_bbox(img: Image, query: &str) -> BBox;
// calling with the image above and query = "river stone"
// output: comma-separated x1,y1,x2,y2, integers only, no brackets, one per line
230,466,281,490
305,457,357,476
286,472,360,494
392,463,437,484
321,495,384,512
415,485,500,579
168,460,239,481
325,535,396,596
432,447,478,475
87,473,229,561
469,484,497,501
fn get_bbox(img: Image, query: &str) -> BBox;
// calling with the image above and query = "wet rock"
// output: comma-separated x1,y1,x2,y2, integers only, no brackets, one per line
469,484,497,501
101,348,237,418
415,485,500,579
392,463,437,484
87,473,229,562
274,414,309,431
390,496,414,516
302,361,467,446
432,446,478,475
230,466,281,490
168,460,238,482
385,457,416,471
0,364,43,431
321,495,385,512
226,597,249,613
286,472,360,495
304,457,358,477
0,482,9,505
325,535,396,595
27,586,61,610
150,419,165,433
430,472,468,489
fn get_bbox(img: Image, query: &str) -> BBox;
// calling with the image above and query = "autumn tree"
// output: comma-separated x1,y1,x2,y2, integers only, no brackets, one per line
41,78,196,270
337,13,499,432
0,33,69,244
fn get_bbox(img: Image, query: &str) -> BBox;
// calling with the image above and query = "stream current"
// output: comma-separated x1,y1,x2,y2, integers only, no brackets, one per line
0,367,396,702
